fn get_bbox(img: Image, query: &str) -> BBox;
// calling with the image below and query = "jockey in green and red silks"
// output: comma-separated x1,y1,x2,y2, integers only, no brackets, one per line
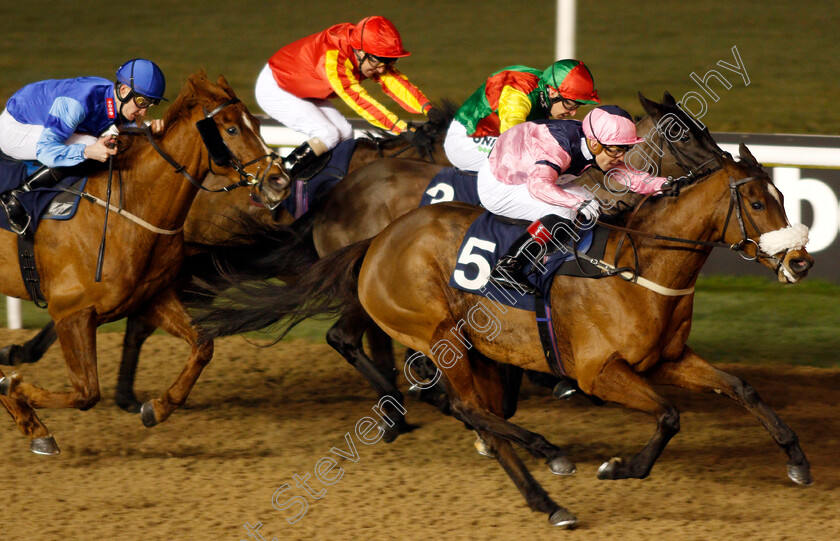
445,60,601,172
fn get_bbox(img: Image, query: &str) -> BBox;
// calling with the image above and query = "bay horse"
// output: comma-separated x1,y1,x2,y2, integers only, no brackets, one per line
190,92,734,440
0,71,285,454
0,101,456,413
194,147,813,526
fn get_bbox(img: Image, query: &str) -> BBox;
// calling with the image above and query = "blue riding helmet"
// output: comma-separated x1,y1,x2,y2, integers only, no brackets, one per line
116,58,167,101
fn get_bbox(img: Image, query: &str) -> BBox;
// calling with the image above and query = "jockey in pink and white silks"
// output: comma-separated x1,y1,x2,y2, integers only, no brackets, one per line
480,105,670,294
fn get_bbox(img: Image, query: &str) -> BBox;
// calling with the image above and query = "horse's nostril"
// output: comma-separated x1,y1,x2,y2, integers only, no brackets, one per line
789,258,812,273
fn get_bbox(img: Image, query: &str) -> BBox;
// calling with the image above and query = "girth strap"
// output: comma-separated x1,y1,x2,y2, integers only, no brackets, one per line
17,229,47,308
535,296,565,376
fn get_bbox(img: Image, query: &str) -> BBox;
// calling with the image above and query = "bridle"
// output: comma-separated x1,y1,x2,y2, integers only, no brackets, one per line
593,124,789,278
123,98,279,193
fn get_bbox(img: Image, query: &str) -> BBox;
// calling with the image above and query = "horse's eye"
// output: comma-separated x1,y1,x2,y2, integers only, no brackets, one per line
751,201,765,211
680,134,690,142
226,127,239,136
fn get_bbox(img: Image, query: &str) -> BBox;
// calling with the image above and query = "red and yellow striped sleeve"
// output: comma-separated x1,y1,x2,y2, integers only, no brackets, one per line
376,68,432,116
324,49,408,133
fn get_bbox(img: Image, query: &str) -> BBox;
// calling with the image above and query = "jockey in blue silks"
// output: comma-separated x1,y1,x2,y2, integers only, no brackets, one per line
0,58,166,234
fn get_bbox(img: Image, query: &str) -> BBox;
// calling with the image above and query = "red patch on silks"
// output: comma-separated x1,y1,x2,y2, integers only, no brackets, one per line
527,221,552,245
106,98,116,119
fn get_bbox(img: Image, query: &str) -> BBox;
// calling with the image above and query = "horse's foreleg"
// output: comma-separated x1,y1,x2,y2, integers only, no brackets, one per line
0,321,57,366
647,347,811,486
135,288,212,427
577,353,680,480
1,308,101,411
327,312,412,442
115,314,158,413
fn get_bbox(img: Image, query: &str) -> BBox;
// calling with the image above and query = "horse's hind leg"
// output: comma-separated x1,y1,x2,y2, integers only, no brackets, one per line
114,314,158,413
438,346,576,526
133,288,213,427
0,321,57,366
1,308,101,411
647,347,811,486
365,323,397,385
326,311,412,442
478,430,577,528
577,353,679,480
0,375,56,455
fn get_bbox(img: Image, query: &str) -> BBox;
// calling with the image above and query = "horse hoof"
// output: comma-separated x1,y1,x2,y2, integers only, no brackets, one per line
788,464,813,486
0,345,15,366
0,373,19,395
116,395,143,414
140,402,158,427
473,436,493,458
597,457,624,480
30,436,60,456
548,456,576,476
548,507,578,529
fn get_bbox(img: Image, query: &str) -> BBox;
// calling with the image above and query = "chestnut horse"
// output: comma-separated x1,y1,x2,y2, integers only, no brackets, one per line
0,72,285,454
0,102,455,413
194,147,813,526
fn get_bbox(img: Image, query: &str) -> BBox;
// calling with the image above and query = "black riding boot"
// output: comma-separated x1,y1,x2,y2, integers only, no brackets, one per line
0,191,29,234
0,166,67,235
488,214,577,295
282,142,324,180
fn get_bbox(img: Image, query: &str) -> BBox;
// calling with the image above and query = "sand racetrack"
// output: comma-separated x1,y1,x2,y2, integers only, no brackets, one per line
1,329,838,540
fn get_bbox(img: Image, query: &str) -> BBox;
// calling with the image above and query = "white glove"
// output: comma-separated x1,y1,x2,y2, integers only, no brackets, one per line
576,199,601,223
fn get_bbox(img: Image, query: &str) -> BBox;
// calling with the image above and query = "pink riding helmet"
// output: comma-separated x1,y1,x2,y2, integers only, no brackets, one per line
582,105,644,146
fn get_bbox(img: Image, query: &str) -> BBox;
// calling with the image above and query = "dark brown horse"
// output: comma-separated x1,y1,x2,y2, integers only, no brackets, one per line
0,72,285,454
0,103,456,413
194,147,813,526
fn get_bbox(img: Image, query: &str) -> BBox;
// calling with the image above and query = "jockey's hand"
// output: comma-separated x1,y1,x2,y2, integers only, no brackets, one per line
148,119,165,134
426,106,447,127
575,199,601,225
403,124,434,149
83,134,118,162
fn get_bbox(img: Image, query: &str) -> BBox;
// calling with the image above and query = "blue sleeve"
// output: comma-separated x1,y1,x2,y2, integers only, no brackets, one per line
35,96,88,167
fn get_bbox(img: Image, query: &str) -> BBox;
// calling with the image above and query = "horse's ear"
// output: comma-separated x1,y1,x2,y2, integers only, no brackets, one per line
663,91,678,107
638,91,660,117
739,143,760,167
216,75,238,99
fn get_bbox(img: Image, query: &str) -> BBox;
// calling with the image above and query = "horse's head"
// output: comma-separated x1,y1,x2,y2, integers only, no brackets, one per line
636,92,724,179
714,146,812,283
168,72,290,205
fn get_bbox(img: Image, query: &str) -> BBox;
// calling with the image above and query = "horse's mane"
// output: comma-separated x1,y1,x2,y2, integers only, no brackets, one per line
161,70,235,133
115,71,235,160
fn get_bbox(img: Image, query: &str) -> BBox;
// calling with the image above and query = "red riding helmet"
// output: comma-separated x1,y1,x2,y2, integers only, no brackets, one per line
349,16,411,58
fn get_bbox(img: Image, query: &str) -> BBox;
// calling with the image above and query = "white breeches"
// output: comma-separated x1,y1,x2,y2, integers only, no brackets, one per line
443,119,497,172
476,161,595,221
254,64,354,150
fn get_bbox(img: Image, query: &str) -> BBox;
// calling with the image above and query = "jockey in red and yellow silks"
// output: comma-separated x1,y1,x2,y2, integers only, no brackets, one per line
255,16,441,179
444,60,600,172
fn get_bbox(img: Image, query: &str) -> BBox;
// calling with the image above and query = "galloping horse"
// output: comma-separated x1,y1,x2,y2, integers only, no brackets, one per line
195,147,813,526
0,72,284,454
0,100,456,413
191,93,734,439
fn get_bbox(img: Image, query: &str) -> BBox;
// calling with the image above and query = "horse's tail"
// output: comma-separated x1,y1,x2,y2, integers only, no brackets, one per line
191,237,373,341
187,210,319,286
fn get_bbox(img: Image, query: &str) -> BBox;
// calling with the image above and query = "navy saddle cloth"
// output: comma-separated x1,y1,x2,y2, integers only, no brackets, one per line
0,158,88,234
419,167,481,207
448,211,596,312
282,138,359,219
